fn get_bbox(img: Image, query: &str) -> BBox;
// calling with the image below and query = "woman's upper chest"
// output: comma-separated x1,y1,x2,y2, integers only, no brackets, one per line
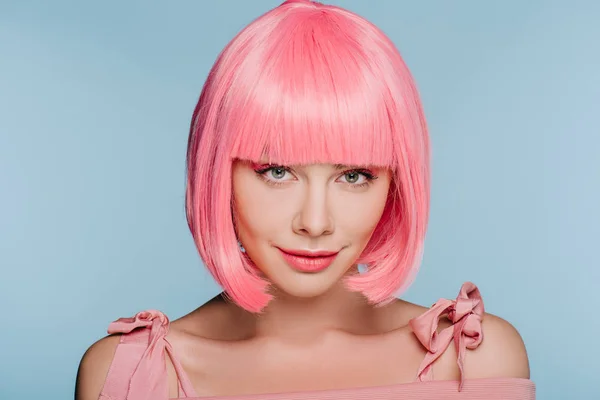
168,326,441,398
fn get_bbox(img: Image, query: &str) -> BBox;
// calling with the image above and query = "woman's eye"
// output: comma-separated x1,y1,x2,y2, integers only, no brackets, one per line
340,171,368,184
269,167,287,180
254,165,294,184
344,171,362,184
337,169,377,186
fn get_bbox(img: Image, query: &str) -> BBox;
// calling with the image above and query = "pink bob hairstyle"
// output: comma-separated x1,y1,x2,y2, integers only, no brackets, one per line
185,0,430,313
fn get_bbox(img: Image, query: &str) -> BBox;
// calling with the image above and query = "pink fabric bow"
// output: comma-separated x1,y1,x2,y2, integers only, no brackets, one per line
408,282,485,391
108,310,171,399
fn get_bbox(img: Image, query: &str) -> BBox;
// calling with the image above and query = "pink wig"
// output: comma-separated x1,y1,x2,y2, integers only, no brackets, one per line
185,0,430,312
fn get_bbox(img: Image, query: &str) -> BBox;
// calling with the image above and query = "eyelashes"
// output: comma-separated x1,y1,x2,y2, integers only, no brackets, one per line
252,164,378,189
254,165,290,182
253,165,292,185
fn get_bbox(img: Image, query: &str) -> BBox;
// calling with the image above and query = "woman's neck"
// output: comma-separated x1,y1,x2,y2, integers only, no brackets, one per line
248,281,383,341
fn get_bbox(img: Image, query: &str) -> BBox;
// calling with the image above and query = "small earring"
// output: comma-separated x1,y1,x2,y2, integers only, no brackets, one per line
357,263,368,274
238,241,246,253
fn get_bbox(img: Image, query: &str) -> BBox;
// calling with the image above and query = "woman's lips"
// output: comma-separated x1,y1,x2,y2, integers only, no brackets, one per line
277,247,339,273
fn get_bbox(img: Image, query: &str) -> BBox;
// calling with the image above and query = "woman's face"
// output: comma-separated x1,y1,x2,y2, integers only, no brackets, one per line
232,160,392,299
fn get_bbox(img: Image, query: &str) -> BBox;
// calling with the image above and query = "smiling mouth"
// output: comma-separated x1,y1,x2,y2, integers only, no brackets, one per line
276,247,340,273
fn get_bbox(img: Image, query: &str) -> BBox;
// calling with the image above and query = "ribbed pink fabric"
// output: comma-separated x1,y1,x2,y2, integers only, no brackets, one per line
99,282,536,399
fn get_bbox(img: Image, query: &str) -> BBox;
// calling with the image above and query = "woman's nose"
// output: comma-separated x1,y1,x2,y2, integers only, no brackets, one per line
292,185,334,237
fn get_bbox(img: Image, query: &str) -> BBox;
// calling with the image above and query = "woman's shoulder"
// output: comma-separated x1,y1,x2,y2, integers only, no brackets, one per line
75,309,174,400
465,311,530,379
403,281,530,383
74,295,244,400
75,333,122,400
75,311,177,400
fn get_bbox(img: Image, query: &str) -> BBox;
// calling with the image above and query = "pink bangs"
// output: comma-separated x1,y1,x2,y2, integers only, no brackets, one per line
225,9,396,167
186,0,430,312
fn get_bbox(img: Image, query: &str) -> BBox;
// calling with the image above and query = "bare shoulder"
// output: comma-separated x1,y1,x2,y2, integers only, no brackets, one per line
466,312,530,379
73,298,236,400
75,334,121,400
392,293,530,382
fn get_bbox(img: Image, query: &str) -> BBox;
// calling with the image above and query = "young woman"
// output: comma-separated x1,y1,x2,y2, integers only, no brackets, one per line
76,1,535,398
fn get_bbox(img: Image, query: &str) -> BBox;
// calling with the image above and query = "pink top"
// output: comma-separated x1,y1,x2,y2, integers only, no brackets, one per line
99,282,535,399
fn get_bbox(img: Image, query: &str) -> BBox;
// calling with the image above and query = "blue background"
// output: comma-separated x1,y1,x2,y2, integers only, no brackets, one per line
1,1,598,398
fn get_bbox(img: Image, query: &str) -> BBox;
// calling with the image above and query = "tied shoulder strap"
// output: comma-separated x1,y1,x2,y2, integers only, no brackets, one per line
100,310,196,400
408,282,485,391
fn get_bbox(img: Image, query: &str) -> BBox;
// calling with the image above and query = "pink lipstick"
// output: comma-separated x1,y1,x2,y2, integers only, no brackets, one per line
277,247,339,273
